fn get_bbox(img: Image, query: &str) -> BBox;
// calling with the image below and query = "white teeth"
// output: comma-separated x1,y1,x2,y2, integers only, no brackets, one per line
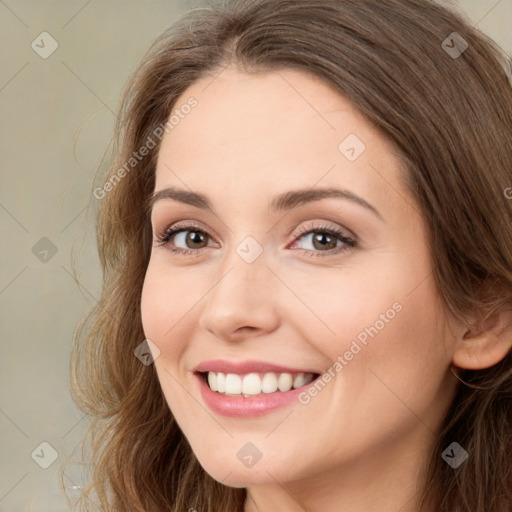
225,374,242,395
216,372,226,393
208,372,217,391
261,372,278,393
205,371,316,396
293,373,306,389
242,373,262,395
277,373,293,392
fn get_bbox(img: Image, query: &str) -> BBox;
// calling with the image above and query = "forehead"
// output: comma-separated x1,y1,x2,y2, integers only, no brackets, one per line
154,67,409,220
157,67,373,165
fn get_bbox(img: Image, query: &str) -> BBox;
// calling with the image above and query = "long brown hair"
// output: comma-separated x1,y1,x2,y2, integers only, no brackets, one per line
69,1,512,510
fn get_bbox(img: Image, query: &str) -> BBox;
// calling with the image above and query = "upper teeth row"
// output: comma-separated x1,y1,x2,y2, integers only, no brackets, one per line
207,371,315,396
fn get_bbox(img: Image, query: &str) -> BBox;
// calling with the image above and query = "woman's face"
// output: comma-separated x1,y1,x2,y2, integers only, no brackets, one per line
141,67,459,491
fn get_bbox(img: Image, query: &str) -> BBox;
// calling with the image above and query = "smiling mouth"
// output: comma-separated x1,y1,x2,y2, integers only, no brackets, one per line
198,370,321,397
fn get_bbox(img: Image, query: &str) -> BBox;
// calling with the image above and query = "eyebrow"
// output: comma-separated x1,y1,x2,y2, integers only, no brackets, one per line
147,186,383,220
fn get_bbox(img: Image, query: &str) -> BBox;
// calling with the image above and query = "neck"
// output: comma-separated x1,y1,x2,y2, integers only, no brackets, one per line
243,426,435,512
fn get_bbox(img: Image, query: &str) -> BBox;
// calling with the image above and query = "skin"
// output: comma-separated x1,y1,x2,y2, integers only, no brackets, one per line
140,66,512,512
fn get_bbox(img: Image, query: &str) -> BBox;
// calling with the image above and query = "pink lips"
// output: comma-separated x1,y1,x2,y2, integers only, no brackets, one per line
193,359,321,418
194,359,319,375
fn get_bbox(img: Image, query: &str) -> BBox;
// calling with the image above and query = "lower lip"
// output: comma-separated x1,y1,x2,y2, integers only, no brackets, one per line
194,372,317,418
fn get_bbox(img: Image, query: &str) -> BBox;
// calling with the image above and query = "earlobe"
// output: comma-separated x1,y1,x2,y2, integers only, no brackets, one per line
451,308,512,370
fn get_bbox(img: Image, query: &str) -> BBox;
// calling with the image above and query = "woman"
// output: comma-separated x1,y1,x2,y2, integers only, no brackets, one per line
70,0,512,510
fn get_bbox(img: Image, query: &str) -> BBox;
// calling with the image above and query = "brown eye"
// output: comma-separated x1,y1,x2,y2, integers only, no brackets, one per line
155,223,217,256
182,230,208,249
290,224,357,257
309,232,339,251
160,228,210,249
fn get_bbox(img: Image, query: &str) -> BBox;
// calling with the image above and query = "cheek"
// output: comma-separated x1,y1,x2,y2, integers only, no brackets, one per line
299,269,450,445
339,276,449,427
140,262,199,425
299,256,448,387
140,257,218,371
140,261,188,363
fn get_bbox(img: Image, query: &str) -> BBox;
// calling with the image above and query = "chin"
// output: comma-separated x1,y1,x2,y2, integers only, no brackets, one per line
194,449,292,487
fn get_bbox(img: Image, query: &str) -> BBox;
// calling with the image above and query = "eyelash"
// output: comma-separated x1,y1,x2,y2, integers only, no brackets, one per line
154,222,357,258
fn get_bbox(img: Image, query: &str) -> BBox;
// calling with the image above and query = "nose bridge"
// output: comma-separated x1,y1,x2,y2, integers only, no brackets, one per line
215,231,270,296
198,237,280,338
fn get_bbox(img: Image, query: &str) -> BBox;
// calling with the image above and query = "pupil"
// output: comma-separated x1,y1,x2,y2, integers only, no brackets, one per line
314,233,336,250
188,231,205,248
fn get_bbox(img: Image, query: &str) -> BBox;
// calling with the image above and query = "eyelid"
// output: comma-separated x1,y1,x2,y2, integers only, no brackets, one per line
155,219,213,240
291,221,355,243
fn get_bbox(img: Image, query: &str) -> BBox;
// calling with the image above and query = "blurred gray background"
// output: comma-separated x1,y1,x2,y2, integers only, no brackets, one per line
1,1,511,510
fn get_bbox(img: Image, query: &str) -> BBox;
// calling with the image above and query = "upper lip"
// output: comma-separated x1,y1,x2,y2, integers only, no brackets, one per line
194,359,321,375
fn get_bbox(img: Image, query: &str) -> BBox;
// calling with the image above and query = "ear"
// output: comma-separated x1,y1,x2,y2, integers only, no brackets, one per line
452,307,512,370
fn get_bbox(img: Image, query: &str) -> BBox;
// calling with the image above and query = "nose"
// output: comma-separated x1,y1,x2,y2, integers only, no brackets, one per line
198,251,281,342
